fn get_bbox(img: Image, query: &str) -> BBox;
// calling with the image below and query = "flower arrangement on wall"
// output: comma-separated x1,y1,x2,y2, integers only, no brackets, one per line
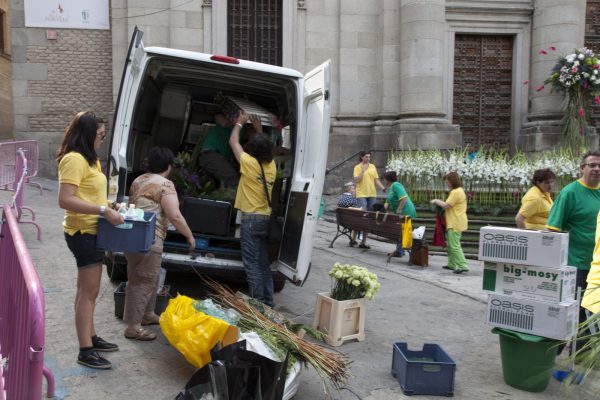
386,148,581,208
540,46,600,153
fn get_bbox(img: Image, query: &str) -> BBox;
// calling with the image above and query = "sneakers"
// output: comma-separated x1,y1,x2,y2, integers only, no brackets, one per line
77,350,112,369
92,336,119,352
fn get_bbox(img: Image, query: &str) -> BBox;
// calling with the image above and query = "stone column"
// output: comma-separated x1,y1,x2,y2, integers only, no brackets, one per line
520,0,595,151
393,0,460,150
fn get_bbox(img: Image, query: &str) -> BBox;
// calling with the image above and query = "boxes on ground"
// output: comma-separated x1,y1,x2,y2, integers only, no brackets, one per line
483,262,577,303
485,293,577,340
114,282,170,319
97,211,156,253
478,226,568,268
391,342,456,397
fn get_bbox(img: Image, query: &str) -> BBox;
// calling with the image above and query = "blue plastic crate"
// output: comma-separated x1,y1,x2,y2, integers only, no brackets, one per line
391,342,456,397
97,211,156,253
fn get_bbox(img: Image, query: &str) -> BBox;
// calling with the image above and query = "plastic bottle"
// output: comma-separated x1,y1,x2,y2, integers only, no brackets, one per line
118,202,128,218
125,204,137,220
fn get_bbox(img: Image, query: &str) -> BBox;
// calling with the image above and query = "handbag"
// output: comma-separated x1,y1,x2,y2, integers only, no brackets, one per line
432,212,447,247
401,216,413,249
259,162,283,242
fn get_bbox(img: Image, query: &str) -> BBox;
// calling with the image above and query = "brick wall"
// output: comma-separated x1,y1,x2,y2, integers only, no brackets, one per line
15,29,113,177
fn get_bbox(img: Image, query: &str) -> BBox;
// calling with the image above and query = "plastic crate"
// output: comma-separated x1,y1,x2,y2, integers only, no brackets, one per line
391,342,456,397
113,282,171,319
97,211,156,253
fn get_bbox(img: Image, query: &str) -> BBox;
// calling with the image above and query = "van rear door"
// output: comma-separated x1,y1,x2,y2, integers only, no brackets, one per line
108,27,147,196
277,60,331,285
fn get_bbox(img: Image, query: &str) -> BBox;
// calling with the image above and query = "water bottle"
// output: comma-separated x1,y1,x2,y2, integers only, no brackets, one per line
125,204,137,220
118,202,128,218
116,203,132,229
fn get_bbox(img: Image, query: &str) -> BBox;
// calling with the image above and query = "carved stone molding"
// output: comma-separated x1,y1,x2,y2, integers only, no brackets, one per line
298,0,305,10
203,0,212,6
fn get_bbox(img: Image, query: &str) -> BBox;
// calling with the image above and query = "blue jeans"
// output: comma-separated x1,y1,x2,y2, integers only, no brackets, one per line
357,197,376,211
241,215,274,307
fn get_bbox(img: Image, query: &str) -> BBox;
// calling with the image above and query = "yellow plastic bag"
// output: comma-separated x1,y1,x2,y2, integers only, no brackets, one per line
402,216,413,249
159,294,232,368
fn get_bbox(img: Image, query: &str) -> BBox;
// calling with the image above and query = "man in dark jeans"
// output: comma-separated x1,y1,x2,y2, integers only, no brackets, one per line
547,150,600,351
229,111,276,307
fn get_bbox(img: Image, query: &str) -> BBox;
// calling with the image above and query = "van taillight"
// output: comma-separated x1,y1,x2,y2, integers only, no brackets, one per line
210,55,240,64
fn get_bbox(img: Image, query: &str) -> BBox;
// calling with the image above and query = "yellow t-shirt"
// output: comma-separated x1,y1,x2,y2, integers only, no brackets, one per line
518,186,553,230
445,187,468,232
582,211,600,313
234,152,276,215
353,163,379,198
58,152,107,235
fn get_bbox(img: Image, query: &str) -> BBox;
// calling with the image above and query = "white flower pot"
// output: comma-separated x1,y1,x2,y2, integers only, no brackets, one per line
312,292,366,347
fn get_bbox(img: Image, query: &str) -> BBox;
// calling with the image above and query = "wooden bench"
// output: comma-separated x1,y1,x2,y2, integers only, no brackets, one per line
329,208,407,248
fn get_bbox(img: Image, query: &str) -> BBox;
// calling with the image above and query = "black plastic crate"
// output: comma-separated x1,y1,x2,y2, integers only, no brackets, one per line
114,282,170,319
391,342,456,397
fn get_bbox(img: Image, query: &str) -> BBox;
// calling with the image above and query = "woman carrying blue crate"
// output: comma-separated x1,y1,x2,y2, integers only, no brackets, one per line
123,147,195,341
57,111,125,370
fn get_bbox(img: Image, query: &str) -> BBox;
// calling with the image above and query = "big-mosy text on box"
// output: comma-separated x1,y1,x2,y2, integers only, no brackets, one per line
482,262,577,303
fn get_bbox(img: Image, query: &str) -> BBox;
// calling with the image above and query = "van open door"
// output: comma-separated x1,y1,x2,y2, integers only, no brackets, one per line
277,60,331,285
107,27,146,198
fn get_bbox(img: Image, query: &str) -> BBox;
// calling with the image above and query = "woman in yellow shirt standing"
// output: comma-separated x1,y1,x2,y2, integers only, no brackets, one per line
57,111,125,369
353,150,385,249
515,168,555,230
431,172,469,274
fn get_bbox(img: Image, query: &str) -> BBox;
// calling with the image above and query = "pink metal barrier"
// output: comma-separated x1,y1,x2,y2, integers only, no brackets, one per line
0,204,55,399
10,149,42,240
0,140,43,194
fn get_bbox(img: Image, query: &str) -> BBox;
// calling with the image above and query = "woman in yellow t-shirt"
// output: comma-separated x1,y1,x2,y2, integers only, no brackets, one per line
352,150,385,249
430,172,469,274
515,168,555,230
57,111,125,370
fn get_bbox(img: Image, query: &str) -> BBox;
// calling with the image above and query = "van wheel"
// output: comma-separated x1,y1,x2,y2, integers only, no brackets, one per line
105,253,127,282
273,275,286,293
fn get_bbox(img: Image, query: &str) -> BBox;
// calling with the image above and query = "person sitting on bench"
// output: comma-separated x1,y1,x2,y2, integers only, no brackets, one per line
338,182,362,246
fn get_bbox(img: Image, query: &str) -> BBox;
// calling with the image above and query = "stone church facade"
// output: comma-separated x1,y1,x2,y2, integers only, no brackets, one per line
7,0,600,187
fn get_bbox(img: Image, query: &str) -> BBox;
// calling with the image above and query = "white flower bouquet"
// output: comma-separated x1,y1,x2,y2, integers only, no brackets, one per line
329,263,381,301
541,46,600,152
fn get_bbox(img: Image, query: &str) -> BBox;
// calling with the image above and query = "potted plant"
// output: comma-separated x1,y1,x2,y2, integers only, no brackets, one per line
313,263,380,346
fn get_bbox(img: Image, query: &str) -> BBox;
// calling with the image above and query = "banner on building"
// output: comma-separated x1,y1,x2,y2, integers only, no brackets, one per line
24,0,109,30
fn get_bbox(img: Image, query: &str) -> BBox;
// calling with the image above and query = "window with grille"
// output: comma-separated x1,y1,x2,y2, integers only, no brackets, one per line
227,0,282,66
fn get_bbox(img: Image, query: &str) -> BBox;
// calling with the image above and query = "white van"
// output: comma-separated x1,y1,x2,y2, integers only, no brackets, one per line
104,28,331,291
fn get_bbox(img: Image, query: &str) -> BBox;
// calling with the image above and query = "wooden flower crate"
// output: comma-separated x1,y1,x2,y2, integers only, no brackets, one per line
312,292,365,346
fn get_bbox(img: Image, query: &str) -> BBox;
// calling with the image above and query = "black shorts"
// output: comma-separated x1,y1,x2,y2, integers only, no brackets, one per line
64,232,105,268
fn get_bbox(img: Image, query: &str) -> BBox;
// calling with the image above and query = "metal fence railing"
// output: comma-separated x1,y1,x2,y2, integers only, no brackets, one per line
0,140,43,195
0,204,55,399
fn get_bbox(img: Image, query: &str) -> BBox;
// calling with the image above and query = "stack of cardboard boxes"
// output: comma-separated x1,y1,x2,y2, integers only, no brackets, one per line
479,227,578,341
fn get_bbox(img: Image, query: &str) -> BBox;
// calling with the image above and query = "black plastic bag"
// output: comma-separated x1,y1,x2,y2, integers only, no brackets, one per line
176,340,288,400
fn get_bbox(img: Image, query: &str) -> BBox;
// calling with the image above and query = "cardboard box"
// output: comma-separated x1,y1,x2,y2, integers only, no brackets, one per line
482,262,577,303
478,227,568,268
485,293,578,340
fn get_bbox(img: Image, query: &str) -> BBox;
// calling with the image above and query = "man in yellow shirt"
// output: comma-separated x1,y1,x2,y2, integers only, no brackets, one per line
230,111,277,307
353,150,385,248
